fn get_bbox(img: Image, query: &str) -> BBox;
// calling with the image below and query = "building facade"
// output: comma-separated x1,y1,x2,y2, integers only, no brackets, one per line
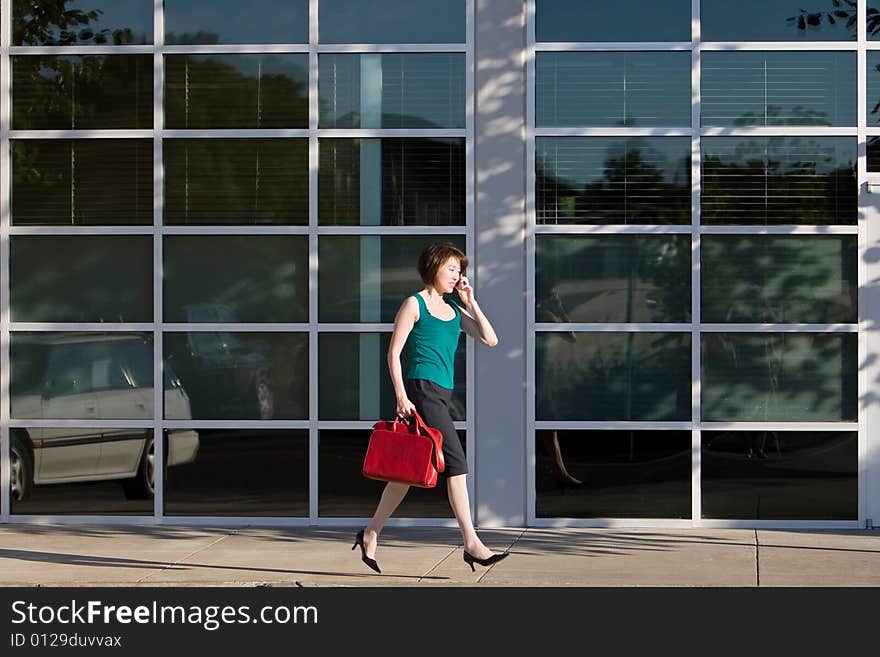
1,0,878,529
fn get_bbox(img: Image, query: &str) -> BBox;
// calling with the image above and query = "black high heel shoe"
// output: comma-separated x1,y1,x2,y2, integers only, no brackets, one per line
463,550,509,572
352,529,381,573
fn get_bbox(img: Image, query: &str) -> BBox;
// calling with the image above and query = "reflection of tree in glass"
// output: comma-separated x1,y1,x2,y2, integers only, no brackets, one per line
701,137,856,225
12,55,152,130
787,1,859,38
704,333,857,422
703,237,856,324
13,0,141,45
734,104,836,128
165,32,221,46
164,56,309,129
536,140,690,225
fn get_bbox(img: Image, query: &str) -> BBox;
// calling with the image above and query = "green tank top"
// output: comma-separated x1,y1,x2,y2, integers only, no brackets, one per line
406,292,461,390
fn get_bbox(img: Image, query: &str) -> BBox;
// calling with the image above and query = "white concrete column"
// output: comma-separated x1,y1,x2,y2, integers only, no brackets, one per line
473,0,527,527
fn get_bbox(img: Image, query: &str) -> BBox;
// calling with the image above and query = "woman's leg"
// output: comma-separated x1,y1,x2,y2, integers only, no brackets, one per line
446,474,497,560
363,481,410,558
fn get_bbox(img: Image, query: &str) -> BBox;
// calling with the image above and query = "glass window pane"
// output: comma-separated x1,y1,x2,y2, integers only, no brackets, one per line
536,137,692,225
11,139,152,226
9,427,158,515
319,429,464,517
702,236,857,324
318,235,467,323
535,430,692,518
701,0,857,41
11,332,155,420
702,431,857,520
536,235,691,323
164,429,308,517
319,138,465,226
11,236,153,323
871,1,880,40
319,333,466,421
866,51,880,126
164,332,308,420
319,0,465,44
12,55,152,130
702,333,858,422
164,236,308,324
164,0,308,44
536,332,691,421
702,52,856,127
869,136,880,172
165,54,308,129
536,52,691,127
164,139,308,225
536,0,691,42
319,54,465,129
13,0,153,45
701,137,857,225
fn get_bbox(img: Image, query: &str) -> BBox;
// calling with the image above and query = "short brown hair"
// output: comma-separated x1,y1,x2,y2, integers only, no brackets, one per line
417,242,468,285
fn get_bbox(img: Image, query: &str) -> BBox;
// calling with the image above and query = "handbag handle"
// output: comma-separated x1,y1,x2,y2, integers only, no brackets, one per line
393,410,445,474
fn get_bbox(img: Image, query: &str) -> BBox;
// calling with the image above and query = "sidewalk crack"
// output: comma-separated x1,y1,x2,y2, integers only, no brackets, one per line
754,529,760,587
136,530,239,583
418,546,459,582
475,527,528,584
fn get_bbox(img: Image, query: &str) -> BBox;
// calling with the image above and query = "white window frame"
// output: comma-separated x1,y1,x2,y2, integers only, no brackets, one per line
525,0,869,528
0,0,475,527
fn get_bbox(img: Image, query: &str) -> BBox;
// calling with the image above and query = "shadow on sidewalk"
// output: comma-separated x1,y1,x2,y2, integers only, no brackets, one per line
0,548,450,581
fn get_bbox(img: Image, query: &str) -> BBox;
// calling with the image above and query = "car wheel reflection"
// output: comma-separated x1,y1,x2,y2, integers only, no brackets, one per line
121,433,155,500
10,435,32,501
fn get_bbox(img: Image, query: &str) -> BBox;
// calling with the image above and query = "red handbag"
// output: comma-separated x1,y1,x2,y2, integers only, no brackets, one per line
362,411,445,488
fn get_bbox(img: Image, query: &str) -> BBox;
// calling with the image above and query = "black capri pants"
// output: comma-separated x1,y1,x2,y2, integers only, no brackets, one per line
405,378,468,477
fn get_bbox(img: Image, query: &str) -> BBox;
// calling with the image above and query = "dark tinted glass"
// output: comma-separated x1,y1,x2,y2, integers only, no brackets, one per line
702,51,856,127
319,0,465,44
11,236,153,323
164,139,308,225
536,137,691,225
319,429,464,517
9,427,157,515
869,136,880,171
871,1,880,40
319,54,465,128
11,139,152,226
164,0,308,44
702,236,857,324
866,51,880,126
165,54,308,129
536,235,691,323
702,333,858,421
702,431,857,519
701,137,857,225
164,332,308,420
13,0,153,45
11,332,155,420
319,333,466,420
164,236,308,324
701,0,857,41
164,429,309,517
536,52,691,127
535,430,692,518
536,332,691,421
12,55,152,129
536,0,690,42
319,138,466,226
318,234,467,323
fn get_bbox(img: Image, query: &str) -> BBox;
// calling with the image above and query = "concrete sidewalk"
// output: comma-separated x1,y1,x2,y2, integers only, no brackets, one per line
1,525,880,587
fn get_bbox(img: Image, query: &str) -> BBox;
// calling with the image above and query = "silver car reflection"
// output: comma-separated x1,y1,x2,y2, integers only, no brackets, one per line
10,333,198,501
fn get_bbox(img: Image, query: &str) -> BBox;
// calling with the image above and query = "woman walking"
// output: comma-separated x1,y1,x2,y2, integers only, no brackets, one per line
353,242,509,573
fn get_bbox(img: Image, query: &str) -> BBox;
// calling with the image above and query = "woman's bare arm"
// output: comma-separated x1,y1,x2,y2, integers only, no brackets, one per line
387,296,419,416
